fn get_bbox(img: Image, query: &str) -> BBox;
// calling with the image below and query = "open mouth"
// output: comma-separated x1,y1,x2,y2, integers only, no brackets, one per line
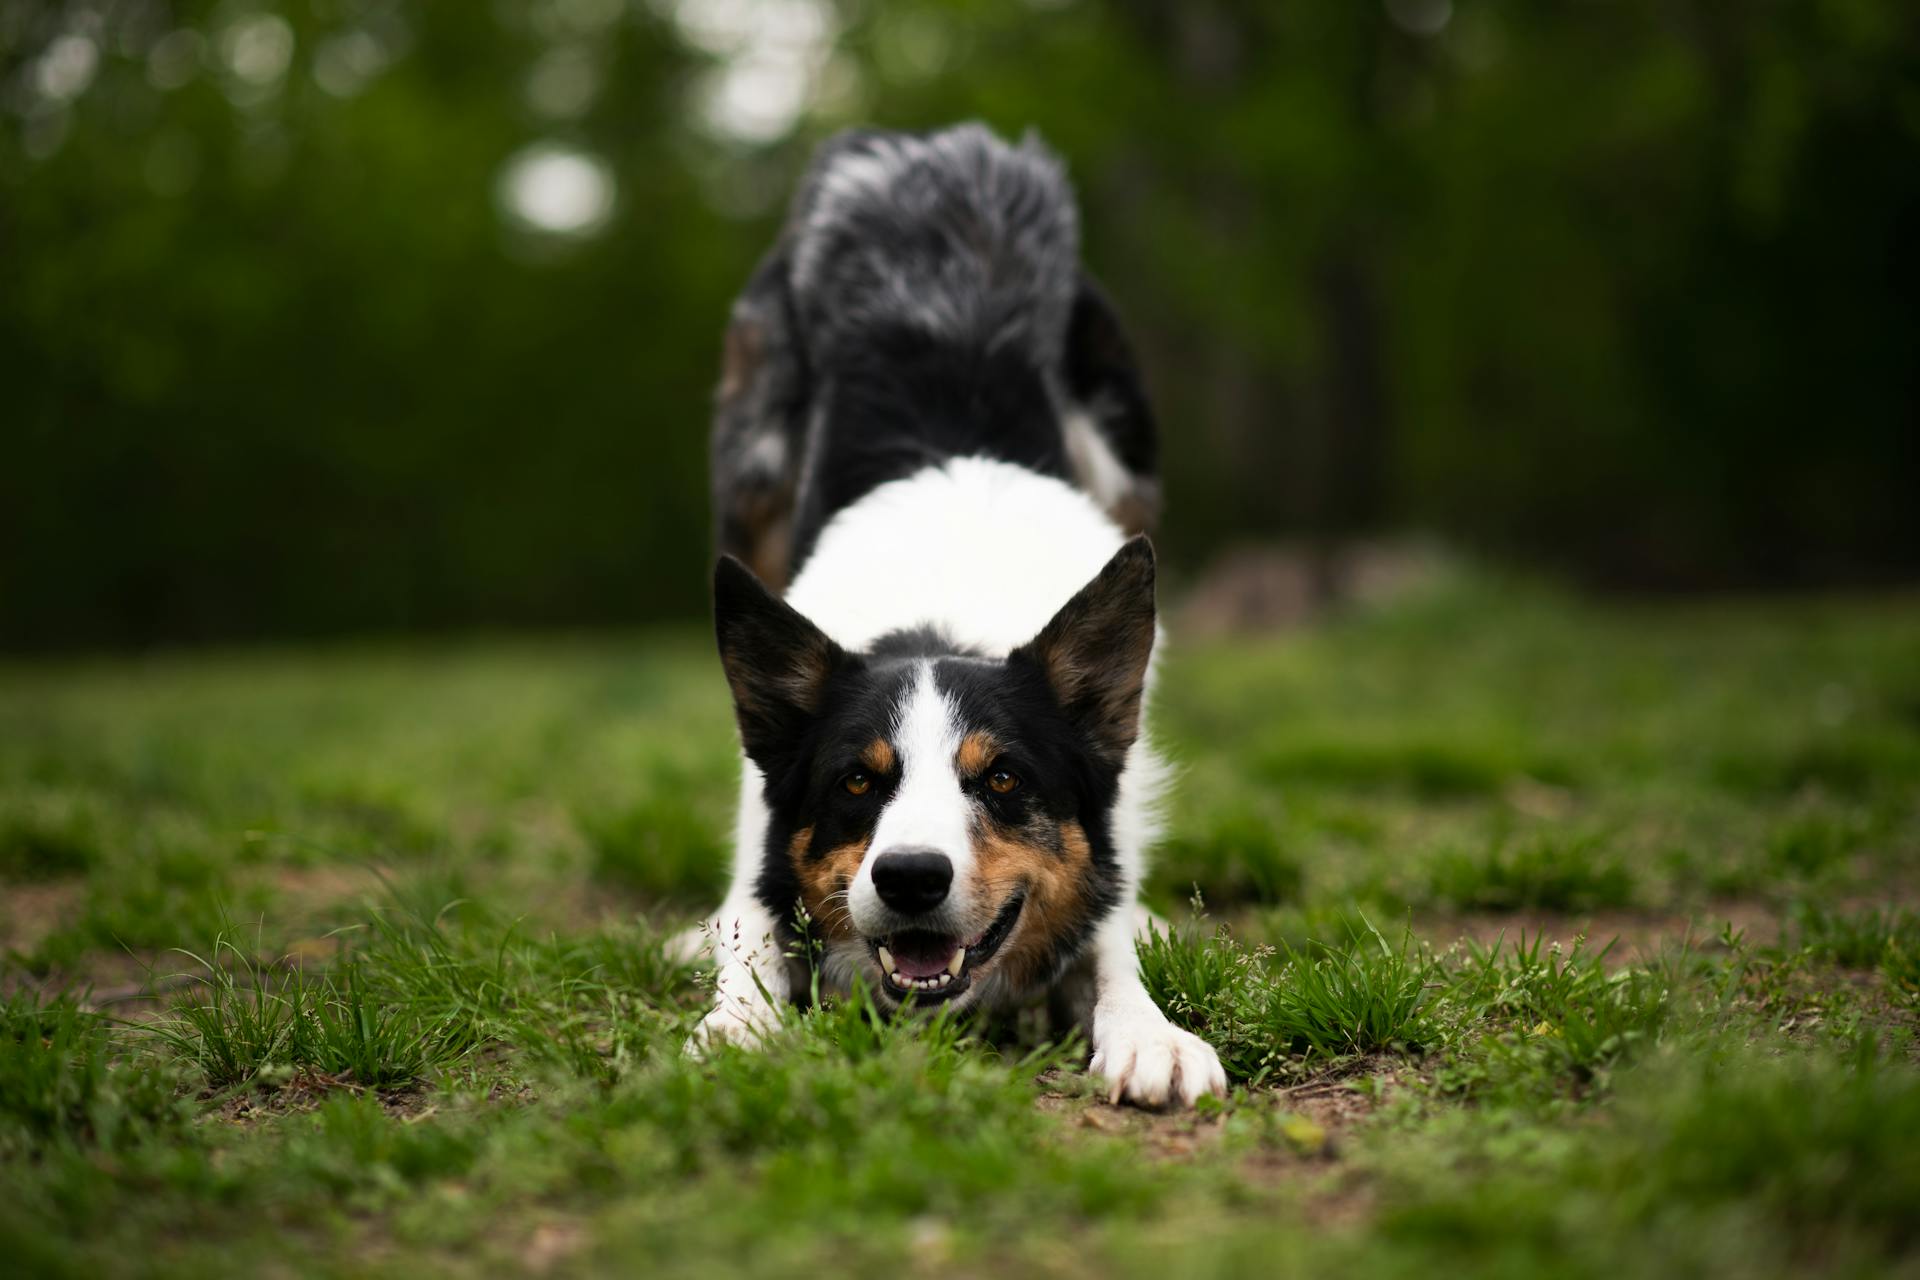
867,891,1025,1002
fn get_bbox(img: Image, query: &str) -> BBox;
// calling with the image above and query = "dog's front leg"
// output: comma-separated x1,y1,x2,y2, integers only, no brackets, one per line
1085,906,1227,1107
685,892,792,1053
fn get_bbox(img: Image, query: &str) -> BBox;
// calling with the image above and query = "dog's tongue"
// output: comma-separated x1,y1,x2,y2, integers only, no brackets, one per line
889,932,959,980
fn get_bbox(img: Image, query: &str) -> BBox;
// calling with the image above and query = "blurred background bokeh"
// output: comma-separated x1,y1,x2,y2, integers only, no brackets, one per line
4,0,1917,652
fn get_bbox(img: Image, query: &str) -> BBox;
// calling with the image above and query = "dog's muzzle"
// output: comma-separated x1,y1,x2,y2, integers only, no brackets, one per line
866,890,1025,1004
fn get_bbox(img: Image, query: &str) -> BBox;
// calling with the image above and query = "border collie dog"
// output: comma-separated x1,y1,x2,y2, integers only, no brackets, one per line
691,124,1226,1107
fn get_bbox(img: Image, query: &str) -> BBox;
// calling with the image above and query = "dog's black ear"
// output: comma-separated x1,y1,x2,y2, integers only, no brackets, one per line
1010,537,1157,768
1062,275,1160,534
714,556,848,772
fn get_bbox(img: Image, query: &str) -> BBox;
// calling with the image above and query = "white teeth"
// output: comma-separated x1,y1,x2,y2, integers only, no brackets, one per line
886,971,955,991
877,942,967,992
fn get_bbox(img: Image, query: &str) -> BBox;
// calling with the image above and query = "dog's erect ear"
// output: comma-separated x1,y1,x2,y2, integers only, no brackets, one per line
714,556,848,771
1010,537,1157,768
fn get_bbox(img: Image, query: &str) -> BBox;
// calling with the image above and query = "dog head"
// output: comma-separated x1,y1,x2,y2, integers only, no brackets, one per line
713,537,1155,1009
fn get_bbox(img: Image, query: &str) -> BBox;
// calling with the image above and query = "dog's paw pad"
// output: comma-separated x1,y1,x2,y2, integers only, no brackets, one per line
1090,1011,1227,1108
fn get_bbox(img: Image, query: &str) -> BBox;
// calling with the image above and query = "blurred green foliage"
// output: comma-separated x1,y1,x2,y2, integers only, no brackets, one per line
3,0,1916,649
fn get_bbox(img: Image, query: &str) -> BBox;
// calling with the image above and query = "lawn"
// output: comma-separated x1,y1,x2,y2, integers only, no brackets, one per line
3,568,1918,1278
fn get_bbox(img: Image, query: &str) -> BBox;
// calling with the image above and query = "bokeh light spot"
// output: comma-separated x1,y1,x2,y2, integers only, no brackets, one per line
671,0,835,144
222,14,295,87
497,143,617,237
36,34,99,103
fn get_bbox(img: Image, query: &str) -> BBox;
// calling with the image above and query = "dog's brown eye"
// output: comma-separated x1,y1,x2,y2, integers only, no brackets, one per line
988,769,1020,795
843,772,872,796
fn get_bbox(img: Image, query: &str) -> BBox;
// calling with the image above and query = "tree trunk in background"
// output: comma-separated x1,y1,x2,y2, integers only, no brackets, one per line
1133,0,1394,600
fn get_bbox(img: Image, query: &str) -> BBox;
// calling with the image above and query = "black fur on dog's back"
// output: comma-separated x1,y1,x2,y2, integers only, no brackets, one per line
710,123,1161,590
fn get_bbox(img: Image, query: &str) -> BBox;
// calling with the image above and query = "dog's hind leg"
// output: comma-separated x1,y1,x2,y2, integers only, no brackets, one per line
711,245,807,593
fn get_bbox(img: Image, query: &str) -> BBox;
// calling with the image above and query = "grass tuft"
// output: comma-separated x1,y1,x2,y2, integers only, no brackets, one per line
1137,921,1280,1081
1443,932,1672,1089
1272,922,1440,1058
150,933,472,1090
290,959,468,1088
1791,902,1920,969
1141,914,1438,1080
1425,835,1636,913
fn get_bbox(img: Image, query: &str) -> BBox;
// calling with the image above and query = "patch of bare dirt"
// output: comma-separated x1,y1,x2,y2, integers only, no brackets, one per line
1278,1063,1397,1141
256,862,389,903
520,1219,590,1274
1040,1085,1228,1161
1034,1058,1402,1228
0,943,189,1016
1241,1065,1402,1226
212,1072,438,1127
0,878,84,953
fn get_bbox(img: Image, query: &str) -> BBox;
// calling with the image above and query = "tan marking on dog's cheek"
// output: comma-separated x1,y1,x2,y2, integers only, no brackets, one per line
956,731,1001,778
791,829,868,942
970,818,1097,992
859,738,895,775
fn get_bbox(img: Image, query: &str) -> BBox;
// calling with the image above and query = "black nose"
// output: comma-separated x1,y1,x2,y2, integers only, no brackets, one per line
871,848,953,914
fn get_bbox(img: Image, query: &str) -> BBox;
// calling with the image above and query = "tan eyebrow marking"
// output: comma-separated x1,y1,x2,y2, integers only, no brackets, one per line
956,731,1000,777
859,738,895,774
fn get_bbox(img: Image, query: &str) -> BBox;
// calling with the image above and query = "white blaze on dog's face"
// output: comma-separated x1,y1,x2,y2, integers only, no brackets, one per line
713,538,1158,1009
848,669,972,944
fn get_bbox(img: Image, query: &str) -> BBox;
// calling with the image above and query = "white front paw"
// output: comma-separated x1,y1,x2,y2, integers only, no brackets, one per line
685,993,783,1056
1090,1008,1227,1108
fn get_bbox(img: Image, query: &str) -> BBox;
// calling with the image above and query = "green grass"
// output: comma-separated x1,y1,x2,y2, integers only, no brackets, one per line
1140,916,1439,1081
148,938,474,1090
1,574,1918,1276
0,991,184,1155
1424,834,1638,913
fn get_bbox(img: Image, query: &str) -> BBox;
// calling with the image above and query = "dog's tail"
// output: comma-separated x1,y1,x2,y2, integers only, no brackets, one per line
783,123,1081,368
